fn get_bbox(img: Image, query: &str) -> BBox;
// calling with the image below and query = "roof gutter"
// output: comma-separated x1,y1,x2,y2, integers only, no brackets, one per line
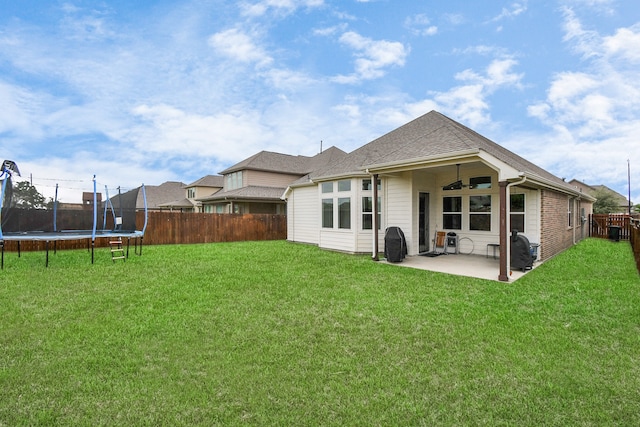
519,172,596,202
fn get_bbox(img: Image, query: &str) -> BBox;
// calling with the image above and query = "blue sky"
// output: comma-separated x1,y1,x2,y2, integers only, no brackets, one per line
1,0,639,204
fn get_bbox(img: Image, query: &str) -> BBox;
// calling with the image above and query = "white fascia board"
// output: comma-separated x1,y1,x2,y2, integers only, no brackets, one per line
476,151,521,180
361,149,481,174
311,171,371,182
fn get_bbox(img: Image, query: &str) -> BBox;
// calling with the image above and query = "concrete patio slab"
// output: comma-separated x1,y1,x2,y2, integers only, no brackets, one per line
380,253,538,282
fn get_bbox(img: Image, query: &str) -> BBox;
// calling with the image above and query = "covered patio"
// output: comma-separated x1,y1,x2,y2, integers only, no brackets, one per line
382,253,537,282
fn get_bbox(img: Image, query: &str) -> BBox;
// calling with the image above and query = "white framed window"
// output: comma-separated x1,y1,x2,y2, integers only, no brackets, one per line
443,196,462,230
469,195,491,231
362,196,381,230
469,176,492,189
227,171,243,190
322,198,334,228
510,194,525,233
321,181,351,230
568,198,574,227
338,179,351,192
362,178,381,191
338,197,351,229
187,188,196,198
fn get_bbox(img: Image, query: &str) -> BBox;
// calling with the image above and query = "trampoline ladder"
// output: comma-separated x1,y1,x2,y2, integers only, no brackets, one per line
110,237,126,262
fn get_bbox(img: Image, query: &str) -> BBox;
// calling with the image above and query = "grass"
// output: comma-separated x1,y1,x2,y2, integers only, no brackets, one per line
1,238,639,426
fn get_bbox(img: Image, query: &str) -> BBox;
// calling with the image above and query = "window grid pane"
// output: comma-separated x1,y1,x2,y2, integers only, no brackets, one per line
338,197,350,229
338,180,351,192
443,196,462,230
322,199,333,228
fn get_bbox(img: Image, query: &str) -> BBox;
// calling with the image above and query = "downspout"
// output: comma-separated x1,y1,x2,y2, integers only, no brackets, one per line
372,173,379,261
282,186,292,241
499,175,527,282
573,197,577,245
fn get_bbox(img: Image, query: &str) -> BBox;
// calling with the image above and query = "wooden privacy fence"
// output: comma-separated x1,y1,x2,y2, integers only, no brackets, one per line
141,212,287,245
631,219,640,274
2,211,287,252
590,214,640,275
589,214,633,240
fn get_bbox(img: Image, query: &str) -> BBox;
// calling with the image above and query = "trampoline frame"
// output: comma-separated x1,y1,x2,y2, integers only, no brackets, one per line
1,170,148,269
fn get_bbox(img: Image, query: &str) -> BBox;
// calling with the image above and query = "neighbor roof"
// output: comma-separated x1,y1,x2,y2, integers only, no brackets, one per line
109,181,186,209
187,174,224,188
220,146,347,175
198,185,286,202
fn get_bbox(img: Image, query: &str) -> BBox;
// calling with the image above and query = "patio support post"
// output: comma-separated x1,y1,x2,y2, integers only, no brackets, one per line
372,173,379,261
498,181,509,281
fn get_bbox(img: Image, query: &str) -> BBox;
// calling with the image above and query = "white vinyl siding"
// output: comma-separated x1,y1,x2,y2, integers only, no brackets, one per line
383,172,412,252
286,185,319,244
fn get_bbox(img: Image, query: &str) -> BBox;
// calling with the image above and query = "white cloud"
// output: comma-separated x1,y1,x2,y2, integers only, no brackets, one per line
312,23,348,37
522,9,640,201
488,1,528,23
561,7,604,59
405,14,438,36
455,58,523,89
603,25,640,63
0,82,42,138
208,28,273,67
391,57,524,128
333,31,409,83
129,104,271,163
240,0,325,17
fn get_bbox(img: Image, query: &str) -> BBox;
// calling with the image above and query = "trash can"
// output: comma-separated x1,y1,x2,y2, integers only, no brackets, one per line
609,225,621,242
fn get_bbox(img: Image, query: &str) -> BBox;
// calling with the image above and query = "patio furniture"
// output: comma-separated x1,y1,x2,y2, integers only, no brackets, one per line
486,243,500,259
433,231,448,255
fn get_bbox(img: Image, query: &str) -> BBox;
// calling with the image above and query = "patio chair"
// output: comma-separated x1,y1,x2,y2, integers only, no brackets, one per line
433,231,448,255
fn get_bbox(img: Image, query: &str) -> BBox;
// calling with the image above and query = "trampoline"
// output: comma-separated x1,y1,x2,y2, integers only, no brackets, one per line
1,160,148,268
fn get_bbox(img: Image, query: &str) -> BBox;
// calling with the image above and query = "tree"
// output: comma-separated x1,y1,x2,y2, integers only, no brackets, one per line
13,181,53,210
592,188,621,214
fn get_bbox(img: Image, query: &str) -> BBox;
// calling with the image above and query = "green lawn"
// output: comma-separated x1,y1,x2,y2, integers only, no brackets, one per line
1,238,639,426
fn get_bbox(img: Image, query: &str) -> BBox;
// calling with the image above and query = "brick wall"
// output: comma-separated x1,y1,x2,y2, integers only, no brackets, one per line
540,190,587,260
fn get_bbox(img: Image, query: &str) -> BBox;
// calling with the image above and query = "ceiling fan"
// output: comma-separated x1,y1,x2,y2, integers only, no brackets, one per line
442,164,467,191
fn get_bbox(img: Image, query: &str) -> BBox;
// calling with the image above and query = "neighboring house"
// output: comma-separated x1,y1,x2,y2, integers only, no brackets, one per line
283,111,595,282
198,147,347,214
568,179,631,213
110,181,186,211
159,175,224,212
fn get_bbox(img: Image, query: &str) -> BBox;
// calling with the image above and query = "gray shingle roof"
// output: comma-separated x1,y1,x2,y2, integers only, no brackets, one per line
158,198,195,208
141,181,187,209
220,147,347,175
109,181,186,210
308,111,573,191
187,175,224,188
198,186,286,202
